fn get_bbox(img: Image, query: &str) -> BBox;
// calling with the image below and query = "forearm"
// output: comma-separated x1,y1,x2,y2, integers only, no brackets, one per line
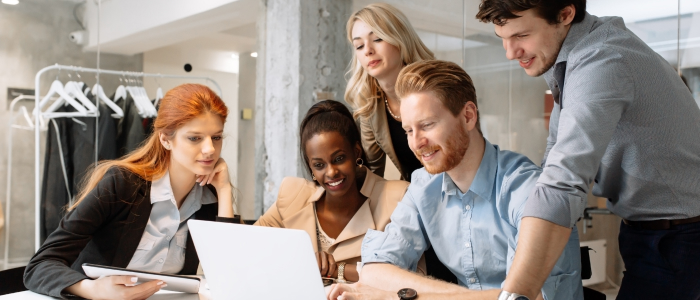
503,217,571,299
360,263,467,294
64,279,95,299
416,289,500,300
216,185,234,218
333,263,359,283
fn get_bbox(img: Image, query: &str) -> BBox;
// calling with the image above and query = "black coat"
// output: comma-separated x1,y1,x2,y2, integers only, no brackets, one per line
25,167,239,298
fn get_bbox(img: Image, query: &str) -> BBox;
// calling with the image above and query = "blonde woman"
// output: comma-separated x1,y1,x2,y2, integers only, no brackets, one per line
345,3,434,181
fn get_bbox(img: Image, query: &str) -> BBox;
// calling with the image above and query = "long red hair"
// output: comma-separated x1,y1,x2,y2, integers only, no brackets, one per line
69,83,228,210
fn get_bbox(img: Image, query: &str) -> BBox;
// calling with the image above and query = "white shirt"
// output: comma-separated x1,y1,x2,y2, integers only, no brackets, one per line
126,170,217,274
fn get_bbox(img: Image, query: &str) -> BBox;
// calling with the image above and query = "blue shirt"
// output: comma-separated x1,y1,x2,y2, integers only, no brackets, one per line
524,13,700,228
126,170,217,274
361,140,583,300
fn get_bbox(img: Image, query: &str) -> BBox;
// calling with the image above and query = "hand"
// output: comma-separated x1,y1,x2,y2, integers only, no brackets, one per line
327,282,394,300
66,276,165,300
196,158,232,192
316,251,337,278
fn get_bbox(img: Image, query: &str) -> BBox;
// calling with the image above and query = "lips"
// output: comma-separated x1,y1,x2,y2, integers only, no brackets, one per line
416,146,441,163
198,159,214,166
368,60,381,68
325,178,345,190
519,57,534,68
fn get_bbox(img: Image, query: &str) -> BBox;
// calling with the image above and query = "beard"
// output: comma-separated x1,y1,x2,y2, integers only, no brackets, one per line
414,125,470,175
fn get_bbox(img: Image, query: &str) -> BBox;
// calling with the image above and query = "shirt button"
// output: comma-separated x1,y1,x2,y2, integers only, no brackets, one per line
465,205,471,211
469,278,476,283
465,242,471,248
166,236,172,241
158,258,164,264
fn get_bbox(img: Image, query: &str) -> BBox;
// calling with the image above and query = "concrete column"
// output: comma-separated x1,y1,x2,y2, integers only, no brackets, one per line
255,0,352,216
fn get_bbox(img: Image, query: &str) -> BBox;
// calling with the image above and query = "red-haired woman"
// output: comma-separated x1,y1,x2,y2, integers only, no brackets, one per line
24,84,239,300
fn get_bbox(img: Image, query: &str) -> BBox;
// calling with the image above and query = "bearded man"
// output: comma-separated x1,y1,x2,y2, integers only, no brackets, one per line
327,60,583,300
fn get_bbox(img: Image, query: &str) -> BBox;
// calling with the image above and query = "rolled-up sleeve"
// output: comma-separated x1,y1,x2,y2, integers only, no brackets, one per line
361,190,428,272
524,47,634,228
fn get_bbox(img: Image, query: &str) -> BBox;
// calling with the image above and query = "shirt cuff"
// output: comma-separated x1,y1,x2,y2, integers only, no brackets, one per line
523,185,586,228
360,229,416,271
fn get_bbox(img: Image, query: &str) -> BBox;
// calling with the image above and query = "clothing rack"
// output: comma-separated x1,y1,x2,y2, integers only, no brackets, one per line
32,64,223,251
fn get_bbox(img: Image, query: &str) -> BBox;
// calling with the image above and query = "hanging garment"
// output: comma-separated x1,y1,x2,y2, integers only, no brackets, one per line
41,92,120,243
40,106,73,244
116,95,148,157
71,94,119,196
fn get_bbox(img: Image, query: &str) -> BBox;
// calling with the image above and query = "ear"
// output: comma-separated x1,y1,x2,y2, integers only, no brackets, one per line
159,132,170,149
559,4,576,26
354,141,363,160
462,102,478,132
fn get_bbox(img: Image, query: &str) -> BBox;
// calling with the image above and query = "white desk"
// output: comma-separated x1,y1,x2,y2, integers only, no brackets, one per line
0,279,334,299
0,278,212,300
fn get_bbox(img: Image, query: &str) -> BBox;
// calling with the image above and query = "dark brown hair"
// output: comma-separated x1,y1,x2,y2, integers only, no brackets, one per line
476,0,586,26
299,100,368,179
395,60,481,134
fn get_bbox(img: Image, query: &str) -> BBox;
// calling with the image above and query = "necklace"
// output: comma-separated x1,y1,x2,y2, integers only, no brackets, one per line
385,96,401,120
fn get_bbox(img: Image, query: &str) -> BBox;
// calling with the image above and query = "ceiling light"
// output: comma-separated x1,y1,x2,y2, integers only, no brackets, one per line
250,52,258,58
2,0,19,5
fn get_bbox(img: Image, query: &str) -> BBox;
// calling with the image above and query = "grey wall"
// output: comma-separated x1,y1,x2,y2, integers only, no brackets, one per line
0,0,142,268
237,52,256,220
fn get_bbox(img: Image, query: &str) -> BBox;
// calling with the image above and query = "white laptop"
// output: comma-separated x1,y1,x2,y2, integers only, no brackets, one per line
187,220,326,300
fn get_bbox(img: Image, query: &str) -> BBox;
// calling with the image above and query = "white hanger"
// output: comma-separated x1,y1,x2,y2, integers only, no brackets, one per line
37,80,88,114
153,76,164,107
64,81,97,112
92,83,124,118
125,75,157,118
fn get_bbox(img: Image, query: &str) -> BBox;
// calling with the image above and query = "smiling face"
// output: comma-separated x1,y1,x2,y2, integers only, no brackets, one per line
161,112,224,176
305,131,362,197
494,8,574,77
351,19,404,81
401,91,472,174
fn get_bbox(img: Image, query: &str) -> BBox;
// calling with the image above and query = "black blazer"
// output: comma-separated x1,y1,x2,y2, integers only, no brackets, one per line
24,167,239,298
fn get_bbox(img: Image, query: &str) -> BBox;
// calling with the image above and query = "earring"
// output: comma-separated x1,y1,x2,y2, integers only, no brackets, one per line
312,175,316,181
164,144,171,150
356,158,364,168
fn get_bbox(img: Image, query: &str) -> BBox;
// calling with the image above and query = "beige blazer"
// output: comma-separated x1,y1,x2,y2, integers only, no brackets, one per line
254,168,409,266
358,98,408,180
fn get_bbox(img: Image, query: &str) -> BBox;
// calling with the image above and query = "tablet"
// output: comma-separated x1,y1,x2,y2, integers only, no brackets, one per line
82,263,201,293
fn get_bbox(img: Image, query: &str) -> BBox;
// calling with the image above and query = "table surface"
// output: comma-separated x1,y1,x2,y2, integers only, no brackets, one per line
0,278,334,299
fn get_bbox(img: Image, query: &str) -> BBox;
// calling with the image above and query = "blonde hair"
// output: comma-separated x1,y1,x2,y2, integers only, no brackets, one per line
345,3,434,119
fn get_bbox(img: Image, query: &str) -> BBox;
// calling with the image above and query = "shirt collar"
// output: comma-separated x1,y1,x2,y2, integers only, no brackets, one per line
554,12,596,66
441,138,497,202
150,170,217,205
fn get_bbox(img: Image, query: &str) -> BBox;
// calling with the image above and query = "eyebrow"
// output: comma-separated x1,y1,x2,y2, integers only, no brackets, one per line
310,149,344,160
185,130,224,134
495,30,526,39
352,31,373,41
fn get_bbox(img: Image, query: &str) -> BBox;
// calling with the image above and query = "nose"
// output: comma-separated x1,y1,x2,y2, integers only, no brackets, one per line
504,39,522,61
408,130,427,153
201,137,215,155
326,164,340,179
363,43,374,57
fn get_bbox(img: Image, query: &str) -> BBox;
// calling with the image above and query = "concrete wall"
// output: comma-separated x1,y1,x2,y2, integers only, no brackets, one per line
0,0,142,268
237,53,257,220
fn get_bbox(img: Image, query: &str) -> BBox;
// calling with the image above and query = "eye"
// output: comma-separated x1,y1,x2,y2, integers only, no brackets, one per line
404,129,413,135
188,137,201,142
212,135,223,141
421,122,434,130
517,34,528,39
373,38,383,43
334,155,345,163
313,163,324,169
355,44,364,50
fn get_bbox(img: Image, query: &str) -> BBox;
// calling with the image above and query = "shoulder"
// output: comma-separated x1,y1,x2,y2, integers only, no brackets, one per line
568,15,643,69
370,176,410,205
404,168,443,203
495,148,541,194
274,177,317,212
